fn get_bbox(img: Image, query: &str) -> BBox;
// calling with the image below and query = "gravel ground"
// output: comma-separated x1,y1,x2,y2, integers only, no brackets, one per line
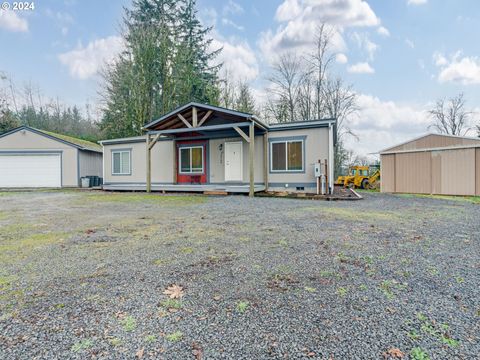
0,190,479,359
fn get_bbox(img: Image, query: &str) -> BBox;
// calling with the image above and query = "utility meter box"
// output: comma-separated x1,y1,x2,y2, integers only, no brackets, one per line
314,163,322,177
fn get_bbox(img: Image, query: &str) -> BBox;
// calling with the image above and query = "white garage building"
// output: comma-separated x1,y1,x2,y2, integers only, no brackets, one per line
0,126,102,188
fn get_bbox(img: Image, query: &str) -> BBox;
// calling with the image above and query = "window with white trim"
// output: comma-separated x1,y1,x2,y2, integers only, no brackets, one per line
270,140,304,172
112,150,131,175
179,146,204,174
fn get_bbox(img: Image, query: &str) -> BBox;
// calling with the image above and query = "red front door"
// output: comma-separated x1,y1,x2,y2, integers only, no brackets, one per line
176,140,207,184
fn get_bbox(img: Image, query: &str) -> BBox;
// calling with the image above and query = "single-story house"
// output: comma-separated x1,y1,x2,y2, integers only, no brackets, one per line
379,133,480,196
0,126,103,188
100,102,336,196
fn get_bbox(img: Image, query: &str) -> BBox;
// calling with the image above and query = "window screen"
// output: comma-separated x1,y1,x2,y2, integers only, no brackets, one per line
112,151,131,175
270,140,303,172
179,146,204,174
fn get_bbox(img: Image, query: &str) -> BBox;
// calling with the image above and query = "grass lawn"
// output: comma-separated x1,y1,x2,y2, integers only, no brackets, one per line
0,190,478,359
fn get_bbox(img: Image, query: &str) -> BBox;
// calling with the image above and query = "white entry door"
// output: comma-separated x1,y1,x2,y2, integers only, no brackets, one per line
224,142,243,181
0,154,62,188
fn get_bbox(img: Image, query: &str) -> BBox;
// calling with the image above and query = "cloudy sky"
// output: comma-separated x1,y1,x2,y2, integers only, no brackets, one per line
1,0,479,156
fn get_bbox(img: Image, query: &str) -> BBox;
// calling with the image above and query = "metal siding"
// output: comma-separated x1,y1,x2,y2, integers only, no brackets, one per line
395,152,431,194
476,149,480,196
386,134,480,152
431,151,442,194
380,154,395,192
79,151,103,178
439,149,475,196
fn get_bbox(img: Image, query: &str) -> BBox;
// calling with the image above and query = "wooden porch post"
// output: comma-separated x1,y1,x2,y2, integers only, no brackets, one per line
146,134,151,193
173,139,177,184
263,132,268,191
249,122,255,197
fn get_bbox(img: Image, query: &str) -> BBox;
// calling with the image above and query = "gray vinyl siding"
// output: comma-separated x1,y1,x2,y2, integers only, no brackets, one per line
78,150,103,179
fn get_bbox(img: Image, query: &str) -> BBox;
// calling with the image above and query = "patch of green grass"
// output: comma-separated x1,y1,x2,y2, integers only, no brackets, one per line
77,193,207,205
314,207,399,221
0,231,66,264
152,258,170,266
319,270,336,278
427,266,439,276
277,239,288,247
440,335,459,347
119,315,136,332
336,287,348,297
160,299,183,310
108,337,122,346
410,347,430,360
358,284,368,291
145,334,157,343
180,247,194,254
71,339,93,352
455,276,464,284
236,300,249,313
379,280,406,300
408,330,421,340
165,331,183,342
397,193,480,204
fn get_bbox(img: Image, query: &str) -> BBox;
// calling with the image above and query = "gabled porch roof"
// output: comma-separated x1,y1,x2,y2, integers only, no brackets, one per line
143,102,268,132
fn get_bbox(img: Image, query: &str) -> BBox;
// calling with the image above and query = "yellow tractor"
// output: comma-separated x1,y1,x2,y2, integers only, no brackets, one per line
335,165,380,189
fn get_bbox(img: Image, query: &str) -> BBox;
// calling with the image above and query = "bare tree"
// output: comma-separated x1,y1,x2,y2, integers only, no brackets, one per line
267,53,304,122
323,77,358,176
308,24,335,120
428,93,472,136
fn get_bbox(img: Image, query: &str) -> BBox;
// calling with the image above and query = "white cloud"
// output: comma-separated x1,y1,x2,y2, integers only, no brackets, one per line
405,38,415,49
259,0,380,62
222,18,244,31
336,53,348,64
345,94,430,156
433,52,447,66
407,0,427,5
434,51,480,85
0,9,28,32
377,26,390,37
351,32,378,60
58,36,124,79
223,0,244,16
347,62,374,74
211,37,259,82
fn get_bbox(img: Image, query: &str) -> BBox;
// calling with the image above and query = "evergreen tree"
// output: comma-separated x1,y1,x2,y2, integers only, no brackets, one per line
100,0,222,138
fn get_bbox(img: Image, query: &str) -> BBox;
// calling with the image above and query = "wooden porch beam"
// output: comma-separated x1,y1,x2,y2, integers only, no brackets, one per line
249,122,255,197
148,133,161,150
192,106,198,127
263,132,268,191
177,113,192,128
234,126,250,143
197,110,212,127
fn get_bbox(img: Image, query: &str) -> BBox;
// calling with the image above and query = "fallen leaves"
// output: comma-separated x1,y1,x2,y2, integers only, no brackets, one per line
383,348,404,358
136,348,144,359
192,342,203,359
163,284,184,299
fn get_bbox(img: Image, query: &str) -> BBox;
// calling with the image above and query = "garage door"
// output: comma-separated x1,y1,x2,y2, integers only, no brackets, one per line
0,153,61,188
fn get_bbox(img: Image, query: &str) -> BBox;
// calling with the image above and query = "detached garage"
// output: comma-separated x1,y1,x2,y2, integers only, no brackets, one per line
0,126,102,188
380,133,480,196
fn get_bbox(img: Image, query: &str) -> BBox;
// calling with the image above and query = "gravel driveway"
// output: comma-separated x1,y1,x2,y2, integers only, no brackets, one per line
0,190,479,359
